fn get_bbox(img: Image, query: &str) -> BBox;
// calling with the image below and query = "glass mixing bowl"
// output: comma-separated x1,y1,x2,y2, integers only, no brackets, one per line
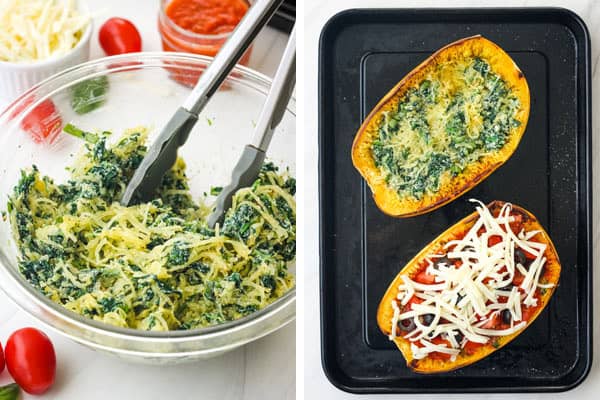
0,53,295,363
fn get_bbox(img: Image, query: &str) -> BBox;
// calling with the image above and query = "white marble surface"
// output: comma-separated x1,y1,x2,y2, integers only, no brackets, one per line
303,0,599,398
0,1,295,399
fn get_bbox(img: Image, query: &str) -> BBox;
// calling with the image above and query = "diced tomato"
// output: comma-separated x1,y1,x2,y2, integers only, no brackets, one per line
521,304,537,322
488,235,502,246
427,336,452,360
508,213,523,234
524,249,537,260
481,312,501,329
415,270,436,284
428,351,452,361
430,336,448,345
10,97,62,143
405,296,423,310
463,340,482,355
512,273,524,286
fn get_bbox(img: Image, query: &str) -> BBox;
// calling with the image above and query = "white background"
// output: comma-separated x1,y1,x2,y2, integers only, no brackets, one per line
303,0,599,399
0,1,295,399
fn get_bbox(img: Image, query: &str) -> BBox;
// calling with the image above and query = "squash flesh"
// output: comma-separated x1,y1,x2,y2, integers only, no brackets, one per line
352,36,530,217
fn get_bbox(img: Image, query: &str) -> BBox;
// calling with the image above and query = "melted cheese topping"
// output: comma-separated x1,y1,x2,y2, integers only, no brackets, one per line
0,0,89,62
389,199,552,361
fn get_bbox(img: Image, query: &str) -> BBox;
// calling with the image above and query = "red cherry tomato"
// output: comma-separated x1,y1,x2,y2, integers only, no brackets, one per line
99,17,142,55
0,341,5,374
5,328,56,395
10,97,63,143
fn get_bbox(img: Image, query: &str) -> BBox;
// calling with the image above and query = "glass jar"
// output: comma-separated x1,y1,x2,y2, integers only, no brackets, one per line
158,0,252,65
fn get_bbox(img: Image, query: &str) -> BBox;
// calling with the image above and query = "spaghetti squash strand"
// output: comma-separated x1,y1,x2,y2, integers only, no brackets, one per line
8,127,296,331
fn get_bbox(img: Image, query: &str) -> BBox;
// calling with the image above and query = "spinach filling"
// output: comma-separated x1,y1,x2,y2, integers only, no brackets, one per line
371,57,521,199
7,127,296,331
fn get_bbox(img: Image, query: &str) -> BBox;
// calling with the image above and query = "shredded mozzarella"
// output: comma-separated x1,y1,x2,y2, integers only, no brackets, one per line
389,199,554,360
0,0,89,62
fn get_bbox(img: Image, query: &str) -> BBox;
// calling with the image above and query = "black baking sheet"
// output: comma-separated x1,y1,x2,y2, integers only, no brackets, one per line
318,8,591,393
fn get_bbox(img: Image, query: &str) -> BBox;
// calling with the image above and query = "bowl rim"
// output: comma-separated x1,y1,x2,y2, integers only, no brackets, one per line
1,52,296,121
0,2,92,69
0,52,296,342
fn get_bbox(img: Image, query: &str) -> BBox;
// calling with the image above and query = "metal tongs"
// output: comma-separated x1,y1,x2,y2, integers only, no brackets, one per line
121,0,295,228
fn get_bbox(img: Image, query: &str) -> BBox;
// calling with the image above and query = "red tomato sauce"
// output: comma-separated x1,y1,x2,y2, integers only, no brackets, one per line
159,0,252,86
166,0,249,35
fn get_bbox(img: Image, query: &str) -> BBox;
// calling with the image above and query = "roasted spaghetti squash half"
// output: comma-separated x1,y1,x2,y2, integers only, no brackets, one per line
352,36,530,217
377,200,560,373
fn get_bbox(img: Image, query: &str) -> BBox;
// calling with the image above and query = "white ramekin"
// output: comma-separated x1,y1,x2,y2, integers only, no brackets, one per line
0,18,92,103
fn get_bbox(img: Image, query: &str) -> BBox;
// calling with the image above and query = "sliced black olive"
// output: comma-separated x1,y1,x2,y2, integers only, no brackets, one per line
419,313,435,326
501,309,512,324
500,282,515,291
398,317,416,332
456,293,465,305
435,256,452,266
514,248,527,266
454,331,464,343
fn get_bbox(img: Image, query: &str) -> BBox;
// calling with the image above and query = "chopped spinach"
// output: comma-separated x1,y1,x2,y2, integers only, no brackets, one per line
98,297,121,313
210,186,223,195
260,274,276,291
226,272,242,288
168,242,190,266
371,57,520,199
70,76,109,115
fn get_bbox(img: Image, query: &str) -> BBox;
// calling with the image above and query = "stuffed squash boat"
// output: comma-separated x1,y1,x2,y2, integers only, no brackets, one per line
352,36,530,217
377,200,560,373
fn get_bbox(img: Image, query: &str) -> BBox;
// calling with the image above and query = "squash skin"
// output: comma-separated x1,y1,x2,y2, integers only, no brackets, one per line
376,201,561,373
352,36,530,217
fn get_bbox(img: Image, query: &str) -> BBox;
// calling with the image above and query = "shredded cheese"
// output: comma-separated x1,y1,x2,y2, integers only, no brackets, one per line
0,0,89,62
389,199,553,361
